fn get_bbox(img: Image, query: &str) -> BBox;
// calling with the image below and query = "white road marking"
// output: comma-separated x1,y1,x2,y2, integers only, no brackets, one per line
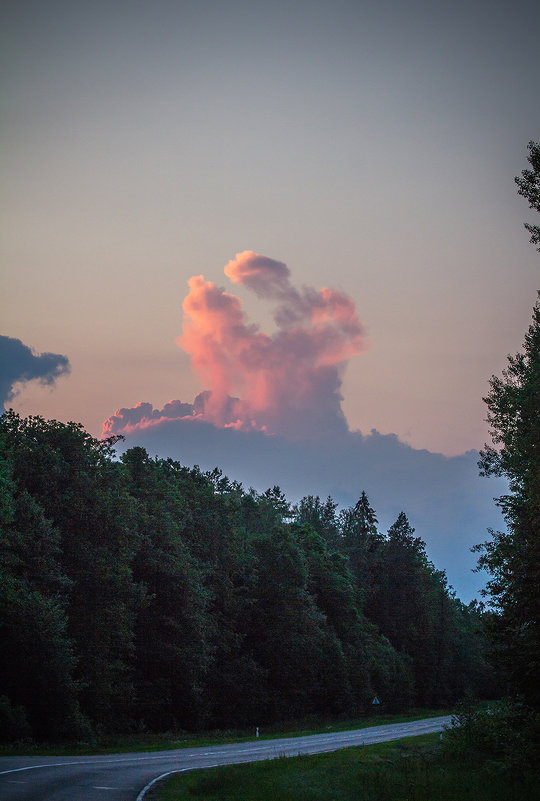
135,765,219,801
0,752,207,776
0,714,454,797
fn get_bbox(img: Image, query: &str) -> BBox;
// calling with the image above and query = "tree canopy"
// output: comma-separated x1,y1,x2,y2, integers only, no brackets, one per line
475,141,540,708
476,294,540,707
515,140,540,250
0,410,494,741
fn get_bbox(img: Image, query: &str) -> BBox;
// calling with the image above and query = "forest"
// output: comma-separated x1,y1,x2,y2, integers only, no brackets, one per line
0,409,496,742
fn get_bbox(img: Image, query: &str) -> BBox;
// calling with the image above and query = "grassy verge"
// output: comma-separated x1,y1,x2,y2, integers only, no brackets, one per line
0,708,450,756
155,733,540,801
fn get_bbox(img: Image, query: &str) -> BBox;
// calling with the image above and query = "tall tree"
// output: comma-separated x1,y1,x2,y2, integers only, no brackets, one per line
476,294,540,707
0,431,85,740
338,491,382,600
475,141,540,707
0,412,140,730
293,495,340,548
515,140,540,250
121,448,212,731
0,409,500,737
367,512,492,706
243,526,334,721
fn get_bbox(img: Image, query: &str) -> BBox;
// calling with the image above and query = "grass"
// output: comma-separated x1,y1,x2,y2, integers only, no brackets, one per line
0,708,451,756
155,734,540,801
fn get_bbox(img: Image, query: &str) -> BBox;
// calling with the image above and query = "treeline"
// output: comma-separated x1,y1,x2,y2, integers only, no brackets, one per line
0,411,495,742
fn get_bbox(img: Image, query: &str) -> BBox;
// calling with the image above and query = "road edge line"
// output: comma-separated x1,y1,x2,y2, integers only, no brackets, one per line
135,764,219,801
133,717,452,800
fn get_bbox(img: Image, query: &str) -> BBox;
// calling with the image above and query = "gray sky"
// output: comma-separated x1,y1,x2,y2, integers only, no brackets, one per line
3,0,538,454
2,0,538,597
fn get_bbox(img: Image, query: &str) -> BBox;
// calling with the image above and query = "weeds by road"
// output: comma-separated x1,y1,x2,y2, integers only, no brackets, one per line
0,708,451,756
156,733,540,801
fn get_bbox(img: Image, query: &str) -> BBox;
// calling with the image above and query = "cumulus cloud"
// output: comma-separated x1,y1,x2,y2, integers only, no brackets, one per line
101,252,503,600
104,251,368,439
0,335,70,408
102,393,247,437
224,251,291,296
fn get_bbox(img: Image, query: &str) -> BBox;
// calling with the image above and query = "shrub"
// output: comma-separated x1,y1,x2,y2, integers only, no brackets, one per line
441,698,539,774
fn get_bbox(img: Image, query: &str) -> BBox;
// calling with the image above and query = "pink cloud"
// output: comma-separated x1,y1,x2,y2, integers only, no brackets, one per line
103,251,369,440
224,251,291,296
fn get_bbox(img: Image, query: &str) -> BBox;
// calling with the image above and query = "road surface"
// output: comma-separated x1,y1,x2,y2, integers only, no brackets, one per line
0,715,452,801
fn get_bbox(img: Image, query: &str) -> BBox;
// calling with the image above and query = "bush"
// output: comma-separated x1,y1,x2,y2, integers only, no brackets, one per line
0,695,31,743
441,698,539,774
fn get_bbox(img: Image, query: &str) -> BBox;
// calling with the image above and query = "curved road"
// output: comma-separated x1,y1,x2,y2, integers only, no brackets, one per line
0,715,452,801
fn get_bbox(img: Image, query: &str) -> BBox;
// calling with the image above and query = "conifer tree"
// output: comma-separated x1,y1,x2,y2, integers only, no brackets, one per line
475,141,540,708
476,295,540,707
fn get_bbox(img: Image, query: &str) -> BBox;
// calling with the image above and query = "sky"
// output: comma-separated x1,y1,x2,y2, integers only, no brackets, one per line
2,0,539,599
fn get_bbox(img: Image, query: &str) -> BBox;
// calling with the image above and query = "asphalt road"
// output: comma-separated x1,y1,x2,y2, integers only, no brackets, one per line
0,715,452,801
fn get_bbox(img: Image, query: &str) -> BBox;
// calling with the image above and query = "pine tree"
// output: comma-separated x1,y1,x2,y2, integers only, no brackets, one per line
476,295,540,707
515,140,540,250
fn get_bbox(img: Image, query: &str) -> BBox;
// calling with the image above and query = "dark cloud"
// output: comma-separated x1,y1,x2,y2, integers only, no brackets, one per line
0,335,70,408
110,417,506,602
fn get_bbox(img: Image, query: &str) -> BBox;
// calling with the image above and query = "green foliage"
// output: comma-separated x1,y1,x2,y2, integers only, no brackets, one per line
471,141,540,726
442,698,539,775
0,575,85,740
515,140,540,250
0,411,494,742
0,695,31,743
121,448,212,730
293,495,340,548
333,504,494,709
157,734,540,801
476,293,540,706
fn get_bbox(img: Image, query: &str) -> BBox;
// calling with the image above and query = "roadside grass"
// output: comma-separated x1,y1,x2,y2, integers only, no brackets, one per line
0,708,450,756
155,733,540,801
